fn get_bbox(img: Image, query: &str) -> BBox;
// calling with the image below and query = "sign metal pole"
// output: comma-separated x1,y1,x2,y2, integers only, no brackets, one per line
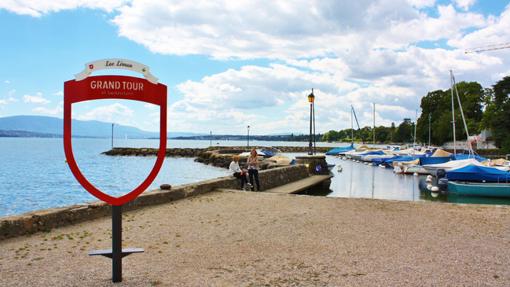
112,205,122,282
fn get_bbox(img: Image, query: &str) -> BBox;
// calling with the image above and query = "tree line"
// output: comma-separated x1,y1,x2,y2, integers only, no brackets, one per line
322,75,510,152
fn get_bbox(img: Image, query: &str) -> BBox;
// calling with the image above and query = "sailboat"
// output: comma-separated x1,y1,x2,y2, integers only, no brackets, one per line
421,71,473,166
435,71,510,195
325,105,358,155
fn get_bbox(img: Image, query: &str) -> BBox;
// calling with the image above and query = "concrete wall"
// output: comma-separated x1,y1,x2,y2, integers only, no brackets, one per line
0,165,309,241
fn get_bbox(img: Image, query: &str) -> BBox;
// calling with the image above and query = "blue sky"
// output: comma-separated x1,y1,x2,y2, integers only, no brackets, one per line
0,0,509,134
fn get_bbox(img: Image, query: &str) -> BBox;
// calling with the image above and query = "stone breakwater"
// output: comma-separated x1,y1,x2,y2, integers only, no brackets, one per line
102,147,208,157
103,146,334,169
0,165,309,241
103,146,333,157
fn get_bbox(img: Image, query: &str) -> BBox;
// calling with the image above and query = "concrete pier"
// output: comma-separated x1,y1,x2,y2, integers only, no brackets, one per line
264,175,332,194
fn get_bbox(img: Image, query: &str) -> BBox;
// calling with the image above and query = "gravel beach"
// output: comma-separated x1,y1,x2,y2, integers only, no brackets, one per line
0,191,509,286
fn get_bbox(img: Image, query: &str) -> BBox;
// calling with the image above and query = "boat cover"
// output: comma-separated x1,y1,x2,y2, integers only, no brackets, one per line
325,143,355,155
432,149,451,157
379,155,423,166
446,165,510,182
419,156,451,165
423,158,482,171
452,153,487,162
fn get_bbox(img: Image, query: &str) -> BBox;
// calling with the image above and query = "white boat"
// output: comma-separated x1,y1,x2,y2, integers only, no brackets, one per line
238,150,266,157
361,154,394,162
423,158,483,172
424,158,510,173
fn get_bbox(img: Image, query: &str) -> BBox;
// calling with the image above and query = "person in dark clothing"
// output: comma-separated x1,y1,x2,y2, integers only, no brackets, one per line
247,148,261,191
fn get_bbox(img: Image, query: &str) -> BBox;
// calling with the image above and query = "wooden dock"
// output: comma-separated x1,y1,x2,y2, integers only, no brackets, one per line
264,175,331,194
217,175,331,195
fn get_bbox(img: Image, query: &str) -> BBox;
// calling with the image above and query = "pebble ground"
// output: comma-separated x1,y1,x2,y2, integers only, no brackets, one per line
0,191,509,286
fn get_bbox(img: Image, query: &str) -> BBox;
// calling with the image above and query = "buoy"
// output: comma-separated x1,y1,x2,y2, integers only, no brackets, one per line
413,172,419,176
426,184,432,190
431,191,439,198
431,186,439,192
379,164,385,168
426,175,433,182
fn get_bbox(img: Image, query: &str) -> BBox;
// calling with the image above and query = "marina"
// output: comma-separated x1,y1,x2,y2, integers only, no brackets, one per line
2,137,510,218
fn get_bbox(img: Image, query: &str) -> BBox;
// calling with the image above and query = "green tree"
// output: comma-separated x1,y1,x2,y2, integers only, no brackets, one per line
482,76,510,151
375,126,390,143
416,82,485,145
394,119,413,143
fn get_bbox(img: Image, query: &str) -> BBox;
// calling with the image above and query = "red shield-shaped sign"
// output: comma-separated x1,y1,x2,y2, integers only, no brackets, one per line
63,75,167,205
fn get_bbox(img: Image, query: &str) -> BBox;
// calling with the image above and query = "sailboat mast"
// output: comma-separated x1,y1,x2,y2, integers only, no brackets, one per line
452,72,472,154
373,103,376,145
350,105,354,145
428,113,431,147
450,70,456,155
413,109,417,147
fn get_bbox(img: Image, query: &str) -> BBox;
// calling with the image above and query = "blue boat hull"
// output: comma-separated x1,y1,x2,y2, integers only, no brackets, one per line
448,181,510,198
325,144,355,155
419,156,451,165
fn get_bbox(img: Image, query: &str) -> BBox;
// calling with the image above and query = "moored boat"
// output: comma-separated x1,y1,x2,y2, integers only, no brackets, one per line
325,143,355,155
423,158,483,172
419,148,452,165
446,165,510,182
448,181,510,198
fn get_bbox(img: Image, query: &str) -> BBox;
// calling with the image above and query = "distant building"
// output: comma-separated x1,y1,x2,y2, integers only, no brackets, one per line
443,129,496,150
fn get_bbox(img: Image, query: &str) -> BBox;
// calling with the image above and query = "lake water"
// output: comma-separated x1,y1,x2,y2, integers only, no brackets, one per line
0,138,506,217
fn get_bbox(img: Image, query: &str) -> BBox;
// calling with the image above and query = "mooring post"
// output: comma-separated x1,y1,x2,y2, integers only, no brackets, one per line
112,205,122,282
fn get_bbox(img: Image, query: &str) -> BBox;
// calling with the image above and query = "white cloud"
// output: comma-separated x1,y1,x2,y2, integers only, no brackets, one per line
33,101,63,115
454,0,476,11
109,1,490,60
23,92,50,104
75,103,134,126
448,5,510,51
375,5,486,49
407,0,436,8
0,0,128,17
2,0,510,134
53,90,63,96
4,80,10,84
4,89,18,103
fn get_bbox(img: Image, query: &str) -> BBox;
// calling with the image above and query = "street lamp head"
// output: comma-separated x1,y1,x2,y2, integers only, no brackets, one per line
307,89,315,103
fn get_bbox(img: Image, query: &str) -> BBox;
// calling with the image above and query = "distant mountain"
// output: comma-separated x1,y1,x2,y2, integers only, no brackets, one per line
0,115,201,138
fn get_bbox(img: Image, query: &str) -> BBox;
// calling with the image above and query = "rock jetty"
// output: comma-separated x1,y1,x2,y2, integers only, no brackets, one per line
103,146,335,170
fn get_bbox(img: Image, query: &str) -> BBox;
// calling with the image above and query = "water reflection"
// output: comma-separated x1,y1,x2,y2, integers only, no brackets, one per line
327,156,421,201
323,155,510,205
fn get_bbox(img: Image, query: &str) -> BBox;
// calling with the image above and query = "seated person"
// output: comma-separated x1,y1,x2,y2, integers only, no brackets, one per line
229,155,250,190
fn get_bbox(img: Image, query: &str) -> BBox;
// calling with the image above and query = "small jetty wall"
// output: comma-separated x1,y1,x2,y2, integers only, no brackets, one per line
103,146,333,157
104,147,509,160
0,165,309,241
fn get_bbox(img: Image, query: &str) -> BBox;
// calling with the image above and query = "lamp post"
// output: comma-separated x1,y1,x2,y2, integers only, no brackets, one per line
307,89,315,155
247,125,250,148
